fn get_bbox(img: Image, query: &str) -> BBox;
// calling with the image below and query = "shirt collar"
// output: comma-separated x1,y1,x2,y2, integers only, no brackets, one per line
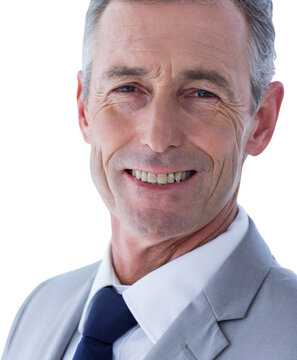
78,243,128,334
78,205,248,343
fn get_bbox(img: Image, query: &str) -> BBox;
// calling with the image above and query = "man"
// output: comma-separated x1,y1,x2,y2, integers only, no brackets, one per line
2,0,297,359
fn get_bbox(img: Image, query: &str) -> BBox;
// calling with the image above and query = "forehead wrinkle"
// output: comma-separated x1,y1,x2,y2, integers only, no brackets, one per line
101,63,172,82
102,65,150,81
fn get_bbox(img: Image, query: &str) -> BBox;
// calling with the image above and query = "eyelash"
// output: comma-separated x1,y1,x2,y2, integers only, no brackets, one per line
113,85,137,93
190,89,217,98
112,85,218,99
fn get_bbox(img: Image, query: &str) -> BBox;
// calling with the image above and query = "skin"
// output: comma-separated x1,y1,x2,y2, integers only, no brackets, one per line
77,0,284,284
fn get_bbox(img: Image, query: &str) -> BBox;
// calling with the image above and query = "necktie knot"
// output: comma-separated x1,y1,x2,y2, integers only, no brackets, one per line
73,286,137,360
84,286,137,343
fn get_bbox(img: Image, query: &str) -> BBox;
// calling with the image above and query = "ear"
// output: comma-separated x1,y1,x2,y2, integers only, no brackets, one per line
77,70,91,144
245,81,284,156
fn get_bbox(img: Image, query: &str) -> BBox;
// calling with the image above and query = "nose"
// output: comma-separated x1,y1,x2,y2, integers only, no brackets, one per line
138,93,183,153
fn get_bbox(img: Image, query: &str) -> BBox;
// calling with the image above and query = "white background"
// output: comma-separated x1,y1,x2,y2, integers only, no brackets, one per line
0,0,296,354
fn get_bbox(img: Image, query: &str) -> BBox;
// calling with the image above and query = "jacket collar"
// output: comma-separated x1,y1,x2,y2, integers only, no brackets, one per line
144,218,273,360
204,217,273,321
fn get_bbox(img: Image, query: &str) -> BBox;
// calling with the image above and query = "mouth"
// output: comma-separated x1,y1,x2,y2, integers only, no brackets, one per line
126,169,196,185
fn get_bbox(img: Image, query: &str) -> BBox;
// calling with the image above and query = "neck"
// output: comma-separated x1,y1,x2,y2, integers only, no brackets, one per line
110,199,238,285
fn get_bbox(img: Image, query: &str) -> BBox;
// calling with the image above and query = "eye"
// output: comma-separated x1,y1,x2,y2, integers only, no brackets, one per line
193,89,217,98
113,85,137,93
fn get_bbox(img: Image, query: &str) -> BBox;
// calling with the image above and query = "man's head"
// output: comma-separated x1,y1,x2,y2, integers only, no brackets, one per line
82,0,276,114
77,0,283,244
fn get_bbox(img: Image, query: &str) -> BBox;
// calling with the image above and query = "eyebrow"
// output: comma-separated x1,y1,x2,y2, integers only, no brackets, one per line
102,65,233,97
102,65,150,80
180,69,232,97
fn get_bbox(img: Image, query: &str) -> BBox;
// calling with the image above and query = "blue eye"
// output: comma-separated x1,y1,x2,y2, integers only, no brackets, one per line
194,89,216,97
116,85,136,93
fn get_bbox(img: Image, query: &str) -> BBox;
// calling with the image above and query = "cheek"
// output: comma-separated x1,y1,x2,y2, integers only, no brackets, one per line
90,106,137,165
108,93,148,113
185,104,248,193
186,106,246,160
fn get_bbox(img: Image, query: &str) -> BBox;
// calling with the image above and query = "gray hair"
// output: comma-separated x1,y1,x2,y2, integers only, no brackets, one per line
82,0,276,113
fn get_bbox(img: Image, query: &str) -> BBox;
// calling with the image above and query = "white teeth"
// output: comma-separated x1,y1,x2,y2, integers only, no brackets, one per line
157,174,167,184
141,171,148,182
136,170,142,180
175,172,182,183
168,173,175,184
148,173,157,184
130,170,194,185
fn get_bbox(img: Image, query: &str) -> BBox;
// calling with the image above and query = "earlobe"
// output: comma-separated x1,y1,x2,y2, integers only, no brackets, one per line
77,70,91,144
245,81,284,156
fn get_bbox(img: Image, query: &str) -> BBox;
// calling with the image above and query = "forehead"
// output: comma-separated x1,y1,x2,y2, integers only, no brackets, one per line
92,0,250,89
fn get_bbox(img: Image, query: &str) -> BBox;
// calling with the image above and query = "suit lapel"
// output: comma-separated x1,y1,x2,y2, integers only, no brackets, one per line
144,291,229,360
203,218,273,322
145,218,273,360
35,267,97,360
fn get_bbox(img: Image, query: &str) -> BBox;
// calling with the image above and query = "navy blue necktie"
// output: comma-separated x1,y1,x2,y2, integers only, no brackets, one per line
73,286,137,360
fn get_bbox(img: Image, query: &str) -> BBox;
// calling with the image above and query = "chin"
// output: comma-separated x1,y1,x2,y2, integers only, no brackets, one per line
123,208,202,242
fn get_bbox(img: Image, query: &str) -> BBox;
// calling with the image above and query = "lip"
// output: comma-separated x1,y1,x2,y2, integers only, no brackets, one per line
123,168,199,190
124,167,197,175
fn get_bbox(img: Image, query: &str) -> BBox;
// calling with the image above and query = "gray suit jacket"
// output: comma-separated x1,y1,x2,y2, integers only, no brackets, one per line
2,219,297,360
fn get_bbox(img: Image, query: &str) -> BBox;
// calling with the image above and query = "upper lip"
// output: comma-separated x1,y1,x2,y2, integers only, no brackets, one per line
126,167,196,174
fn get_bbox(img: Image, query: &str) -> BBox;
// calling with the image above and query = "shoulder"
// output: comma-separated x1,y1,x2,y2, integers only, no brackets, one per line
2,262,100,359
22,261,100,315
219,260,297,358
22,261,100,307
261,260,297,308
37,261,100,295
246,260,297,349
245,259,297,329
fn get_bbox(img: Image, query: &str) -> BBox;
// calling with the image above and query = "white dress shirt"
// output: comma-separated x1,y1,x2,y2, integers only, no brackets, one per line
63,205,249,360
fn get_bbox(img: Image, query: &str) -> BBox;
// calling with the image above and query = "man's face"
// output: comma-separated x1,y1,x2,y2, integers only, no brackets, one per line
81,0,257,241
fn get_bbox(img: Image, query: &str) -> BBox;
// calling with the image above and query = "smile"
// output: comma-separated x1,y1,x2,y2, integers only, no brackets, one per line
127,169,196,185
